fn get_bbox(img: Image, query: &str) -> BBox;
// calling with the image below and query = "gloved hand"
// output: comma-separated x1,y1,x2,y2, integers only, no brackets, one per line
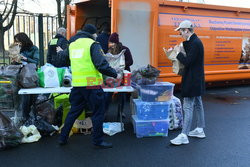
116,73,123,80
56,46,63,52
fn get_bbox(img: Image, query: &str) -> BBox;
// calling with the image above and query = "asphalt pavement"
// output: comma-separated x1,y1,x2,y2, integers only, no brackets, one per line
1,85,250,167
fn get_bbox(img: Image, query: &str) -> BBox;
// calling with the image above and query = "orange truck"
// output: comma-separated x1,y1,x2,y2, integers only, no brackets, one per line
67,0,250,85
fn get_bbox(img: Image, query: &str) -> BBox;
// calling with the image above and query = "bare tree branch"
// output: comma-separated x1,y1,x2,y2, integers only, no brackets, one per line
2,0,15,22
2,0,9,16
3,0,17,31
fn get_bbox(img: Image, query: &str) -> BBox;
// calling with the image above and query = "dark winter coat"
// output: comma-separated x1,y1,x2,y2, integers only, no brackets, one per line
122,45,133,72
47,34,69,67
96,32,110,54
176,33,205,97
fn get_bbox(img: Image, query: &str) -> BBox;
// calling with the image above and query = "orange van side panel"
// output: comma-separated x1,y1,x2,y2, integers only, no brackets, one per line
67,0,250,84
157,1,250,83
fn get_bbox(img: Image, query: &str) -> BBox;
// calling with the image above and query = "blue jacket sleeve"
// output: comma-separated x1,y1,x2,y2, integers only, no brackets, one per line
90,43,117,78
24,46,39,65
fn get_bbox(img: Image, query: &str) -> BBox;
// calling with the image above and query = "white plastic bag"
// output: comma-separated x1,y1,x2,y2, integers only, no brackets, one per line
105,49,126,73
37,63,65,87
20,125,41,143
103,122,124,136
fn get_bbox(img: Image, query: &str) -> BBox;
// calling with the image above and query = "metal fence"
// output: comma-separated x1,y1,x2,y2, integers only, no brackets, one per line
2,13,60,64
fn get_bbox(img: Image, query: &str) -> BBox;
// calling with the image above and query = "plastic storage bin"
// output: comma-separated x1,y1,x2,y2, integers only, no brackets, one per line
132,99,170,120
132,115,169,138
139,82,175,102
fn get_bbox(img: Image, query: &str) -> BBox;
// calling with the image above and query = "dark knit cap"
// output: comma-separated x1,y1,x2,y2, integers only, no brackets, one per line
83,24,97,34
109,32,119,43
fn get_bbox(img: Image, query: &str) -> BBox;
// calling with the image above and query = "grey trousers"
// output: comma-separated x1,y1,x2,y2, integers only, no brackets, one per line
181,96,205,135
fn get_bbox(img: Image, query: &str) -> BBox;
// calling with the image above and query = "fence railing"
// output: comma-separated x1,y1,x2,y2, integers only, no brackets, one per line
2,13,61,64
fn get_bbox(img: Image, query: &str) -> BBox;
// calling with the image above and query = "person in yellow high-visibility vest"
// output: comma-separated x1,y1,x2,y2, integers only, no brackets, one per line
59,24,121,149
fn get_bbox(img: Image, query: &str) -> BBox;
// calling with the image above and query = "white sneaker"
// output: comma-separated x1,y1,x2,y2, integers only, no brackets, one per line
170,133,189,145
188,128,206,138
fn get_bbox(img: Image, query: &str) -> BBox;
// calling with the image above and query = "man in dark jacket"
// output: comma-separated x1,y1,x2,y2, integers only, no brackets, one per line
170,20,206,146
47,27,69,67
96,25,110,54
59,24,121,149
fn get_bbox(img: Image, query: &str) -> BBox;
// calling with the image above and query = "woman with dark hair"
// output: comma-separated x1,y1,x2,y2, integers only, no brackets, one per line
108,32,133,71
14,32,39,65
14,32,39,120
105,32,133,118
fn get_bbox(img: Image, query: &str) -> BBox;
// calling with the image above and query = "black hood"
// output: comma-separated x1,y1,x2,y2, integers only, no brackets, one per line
69,31,95,43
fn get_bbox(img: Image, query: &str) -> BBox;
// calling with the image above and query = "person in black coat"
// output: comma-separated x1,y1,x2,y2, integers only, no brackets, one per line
47,27,69,67
170,20,206,146
96,25,110,54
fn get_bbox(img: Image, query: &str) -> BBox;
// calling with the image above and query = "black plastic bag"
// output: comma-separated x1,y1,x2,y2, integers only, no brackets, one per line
139,64,160,78
0,111,23,150
53,105,63,127
0,65,22,77
19,63,38,88
131,65,160,85
24,115,56,137
36,95,55,124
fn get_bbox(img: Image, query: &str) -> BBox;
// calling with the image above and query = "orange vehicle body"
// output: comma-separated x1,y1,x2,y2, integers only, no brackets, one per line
67,0,250,84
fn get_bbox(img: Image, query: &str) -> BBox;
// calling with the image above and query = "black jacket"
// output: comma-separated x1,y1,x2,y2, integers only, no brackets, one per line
122,45,133,72
60,31,117,78
96,32,110,54
47,34,69,67
177,33,205,97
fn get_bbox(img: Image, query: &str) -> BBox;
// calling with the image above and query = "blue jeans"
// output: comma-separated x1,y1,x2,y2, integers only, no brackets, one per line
181,96,205,135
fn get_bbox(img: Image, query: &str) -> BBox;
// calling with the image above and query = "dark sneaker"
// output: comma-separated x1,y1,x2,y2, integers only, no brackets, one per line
94,141,113,149
58,139,68,146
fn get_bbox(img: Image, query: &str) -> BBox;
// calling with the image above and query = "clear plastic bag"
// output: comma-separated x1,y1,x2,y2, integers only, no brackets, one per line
103,50,126,87
0,111,23,150
0,65,22,111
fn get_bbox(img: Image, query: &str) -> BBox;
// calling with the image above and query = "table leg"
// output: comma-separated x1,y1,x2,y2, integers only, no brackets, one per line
117,93,124,131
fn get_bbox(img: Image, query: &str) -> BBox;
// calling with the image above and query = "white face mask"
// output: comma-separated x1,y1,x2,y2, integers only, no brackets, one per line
92,33,97,40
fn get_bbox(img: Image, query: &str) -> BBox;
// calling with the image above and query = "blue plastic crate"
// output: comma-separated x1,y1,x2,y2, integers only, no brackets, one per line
132,115,169,138
133,99,170,120
139,82,175,102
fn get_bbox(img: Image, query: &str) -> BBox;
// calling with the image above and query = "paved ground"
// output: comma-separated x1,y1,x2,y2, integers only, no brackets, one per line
1,85,250,167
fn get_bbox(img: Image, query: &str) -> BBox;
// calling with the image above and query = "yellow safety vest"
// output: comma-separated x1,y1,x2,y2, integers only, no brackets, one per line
69,38,103,87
